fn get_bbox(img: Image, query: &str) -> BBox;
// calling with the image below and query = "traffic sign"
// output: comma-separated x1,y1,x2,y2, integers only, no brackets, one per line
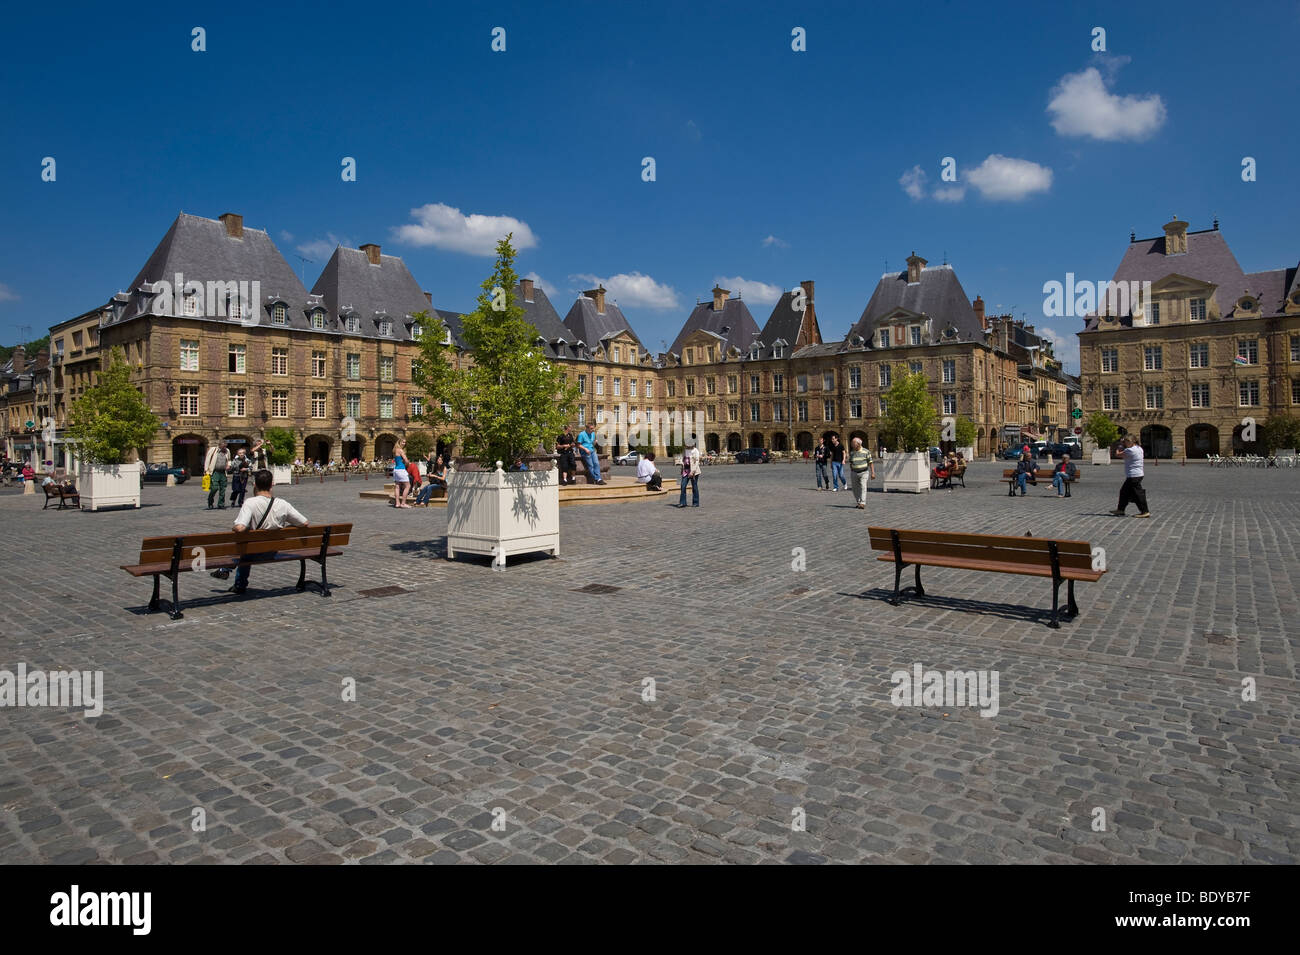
1074,427,1082,435
1071,408,1083,419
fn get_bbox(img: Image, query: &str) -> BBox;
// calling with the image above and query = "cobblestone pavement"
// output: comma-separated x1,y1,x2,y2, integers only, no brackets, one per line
1,461,1297,864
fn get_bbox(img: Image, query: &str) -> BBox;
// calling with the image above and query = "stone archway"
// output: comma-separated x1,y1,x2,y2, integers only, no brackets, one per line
705,433,720,453
1231,423,1262,455
795,431,814,453
748,432,765,449
1185,423,1218,459
172,434,206,475
726,432,742,452
1140,424,1172,458
375,433,398,461
771,432,788,452
304,434,332,465
341,437,365,463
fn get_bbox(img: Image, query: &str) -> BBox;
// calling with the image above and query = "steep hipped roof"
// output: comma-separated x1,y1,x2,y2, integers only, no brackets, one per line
759,289,822,358
847,264,983,345
1242,267,1292,316
515,284,574,360
109,213,311,327
563,295,645,351
667,297,760,356
311,245,435,342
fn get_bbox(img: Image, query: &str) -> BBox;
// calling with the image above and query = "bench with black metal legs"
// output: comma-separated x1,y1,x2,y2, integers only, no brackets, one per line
120,523,351,620
42,483,81,509
867,527,1106,628
1003,468,1080,496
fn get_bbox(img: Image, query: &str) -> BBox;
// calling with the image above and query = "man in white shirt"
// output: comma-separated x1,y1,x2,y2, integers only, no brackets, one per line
218,469,309,593
635,452,662,490
1111,435,1151,518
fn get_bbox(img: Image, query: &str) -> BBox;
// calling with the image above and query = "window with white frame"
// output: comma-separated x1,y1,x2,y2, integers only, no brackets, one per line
728,375,738,393
1293,379,1300,405
796,400,808,422
706,377,716,395
596,375,605,395
1238,339,1258,364
614,377,622,397
309,392,325,418
1291,335,1300,362
345,315,360,333
942,360,955,384
849,398,862,418
228,388,246,417
1189,343,1209,368
666,380,675,397
271,390,288,417
910,326,921,346
1145,385,1164,410
1149,302,1160,324
1103,386,1119,411
1190,383,1210,408
629,379,638,397
728,404,738,421
179,385,199,416
943,393,956,414
1239,379,1259,406
771,404,782,422
1101,348,1118,373
380,357,394,382
410,396,423,416
879,329,889,348
1144,346,1162,371
823,371,834,390
686,379,695,397
750,374,760,393
645,380,653,399
346,353,360,379
312,351,327,377
577,374,586,394
345,393,360,418
379,394,394,418
379,320,392,337
823,400,834,421
773,373,784,393
750,401,760,422
228,344,246,374
849,365,861,389
180,339,199,371
1190,298,1206,321
879,364,892,387
909,361,922,376
272,303,288,325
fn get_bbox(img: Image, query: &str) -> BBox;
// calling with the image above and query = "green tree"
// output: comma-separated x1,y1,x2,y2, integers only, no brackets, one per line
261,426,297,466
403,430,434,462
1083,412,1119,450
411,235,580,466
66,347,159,465
954,416,977,448
1260,413,1300,452
879,371,938,452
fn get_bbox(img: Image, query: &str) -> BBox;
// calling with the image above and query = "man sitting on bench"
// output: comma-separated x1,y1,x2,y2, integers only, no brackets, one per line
1052,454,1078,498
1013,453,1037,496
212,469,308,595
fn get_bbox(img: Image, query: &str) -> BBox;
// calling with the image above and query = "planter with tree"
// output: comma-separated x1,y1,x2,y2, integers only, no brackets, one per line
67,347,160,510
953,415,977,461
260,426,297,485
876,371,937,492
1084,412,1119,465
412,235,580,566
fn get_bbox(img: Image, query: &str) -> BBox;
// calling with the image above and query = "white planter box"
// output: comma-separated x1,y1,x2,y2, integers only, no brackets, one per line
1091,450,1112,466
271,465,293,486
956,446,975,461
446,464,559,566
79,463,141,511
878,451,929,493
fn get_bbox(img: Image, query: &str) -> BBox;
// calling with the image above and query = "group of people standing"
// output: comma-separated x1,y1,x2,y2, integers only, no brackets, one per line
203,439,271,510
390,443,448,508
813,435,877,508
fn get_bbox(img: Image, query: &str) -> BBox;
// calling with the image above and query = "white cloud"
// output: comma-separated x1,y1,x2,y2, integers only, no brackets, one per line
0,283,18,302
966,154,1053,201
278,230,294,243
931,186,967,202
394,203,538,255
570,272,679,309
522,271,557,297
762,234,790,249
1038,326,1079,373
1047,66,1166,141
296,233,347,262
899,165,928,200
714,276,783,305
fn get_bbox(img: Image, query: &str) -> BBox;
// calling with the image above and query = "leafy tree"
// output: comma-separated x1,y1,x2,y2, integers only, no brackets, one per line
261,426,297,466
403,430,434,462
1083,412,1119,450
879,371,938,452
0,335,50,364
954,416,976,448
67,347,159,465
1260,413,1300,452
411,235,580,466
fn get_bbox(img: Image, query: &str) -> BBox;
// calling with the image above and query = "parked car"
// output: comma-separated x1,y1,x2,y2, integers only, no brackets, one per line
614,451,640,466
734,448,771,463
1042,441,1082,458
928,447,944,463
143,463,189,484
1001,447,1027,460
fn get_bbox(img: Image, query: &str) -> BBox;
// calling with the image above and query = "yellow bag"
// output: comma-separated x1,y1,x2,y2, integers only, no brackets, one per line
202,473,211,492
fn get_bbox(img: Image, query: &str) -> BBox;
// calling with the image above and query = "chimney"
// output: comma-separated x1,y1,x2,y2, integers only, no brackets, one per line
712,285,730,310
973,295,986,330
906,252,927,284
424,291,432,304
219,212,243,238
360,243,382,266
521,278,535,302
11,345,25,374
1162,216,1188,255
584,285,607,313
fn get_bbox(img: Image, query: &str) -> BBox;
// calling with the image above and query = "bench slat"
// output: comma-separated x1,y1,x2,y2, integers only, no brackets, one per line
867,527,1090,555
874,552,1103,581
136,524,351,564
122,547,344,577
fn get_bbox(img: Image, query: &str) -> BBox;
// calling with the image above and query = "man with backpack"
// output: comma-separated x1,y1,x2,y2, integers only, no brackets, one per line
211,470,309,594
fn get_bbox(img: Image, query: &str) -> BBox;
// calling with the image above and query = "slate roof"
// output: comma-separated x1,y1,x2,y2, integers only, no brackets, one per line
1242,268,1292,316
515,285,576,360
757,290,823,358
667,297,761,357
563,295,646,352
846,264,983,346
311,245,438,343
106,213,313,329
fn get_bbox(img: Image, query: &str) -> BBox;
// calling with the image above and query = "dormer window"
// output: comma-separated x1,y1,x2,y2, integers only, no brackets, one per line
379,320,393,337
750,346,760,360
183,290,199,316
272,303,288,325
773,344,784,359
1190,298,1207,321
411,322,422,340
443,326,453,345
310,309,325,329
1237,296,1257,313
228,297,244,323
345,315,361,333
879,329,889,348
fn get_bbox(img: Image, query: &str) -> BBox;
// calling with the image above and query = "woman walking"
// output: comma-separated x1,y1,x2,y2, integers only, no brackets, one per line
677,436,701,508
392,442,412,508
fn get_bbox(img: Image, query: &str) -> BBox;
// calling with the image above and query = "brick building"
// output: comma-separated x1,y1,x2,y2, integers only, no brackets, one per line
1078,217,1300,458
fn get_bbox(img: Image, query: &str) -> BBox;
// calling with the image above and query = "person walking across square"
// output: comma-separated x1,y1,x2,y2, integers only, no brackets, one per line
1112,435,1151,517
847,437,876,509
828,435,846,490
814,439,829,490
204,441,231,509
677,437,701,507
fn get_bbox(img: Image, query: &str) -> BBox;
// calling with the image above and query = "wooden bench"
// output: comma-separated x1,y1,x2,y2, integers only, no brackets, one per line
1003,467,1080,497
42,483,81,509
868,527,1105,628
121,523,351,620
931,461,967,489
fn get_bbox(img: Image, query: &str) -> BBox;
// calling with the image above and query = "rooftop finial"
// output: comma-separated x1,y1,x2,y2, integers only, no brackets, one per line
1130,230,1136,242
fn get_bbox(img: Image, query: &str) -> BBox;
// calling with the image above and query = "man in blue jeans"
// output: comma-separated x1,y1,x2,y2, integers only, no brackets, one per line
212,470,309,594
576,423,605,484
677,438,701,507
828,435,846,490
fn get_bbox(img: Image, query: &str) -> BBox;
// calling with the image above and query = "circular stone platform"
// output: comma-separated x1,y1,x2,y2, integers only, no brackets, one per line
358,474,668,506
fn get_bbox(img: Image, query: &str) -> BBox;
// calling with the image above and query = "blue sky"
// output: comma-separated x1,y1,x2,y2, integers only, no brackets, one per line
2,0,1297,375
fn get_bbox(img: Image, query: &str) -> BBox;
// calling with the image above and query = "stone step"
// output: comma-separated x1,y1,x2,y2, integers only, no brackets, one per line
359,478,668,507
